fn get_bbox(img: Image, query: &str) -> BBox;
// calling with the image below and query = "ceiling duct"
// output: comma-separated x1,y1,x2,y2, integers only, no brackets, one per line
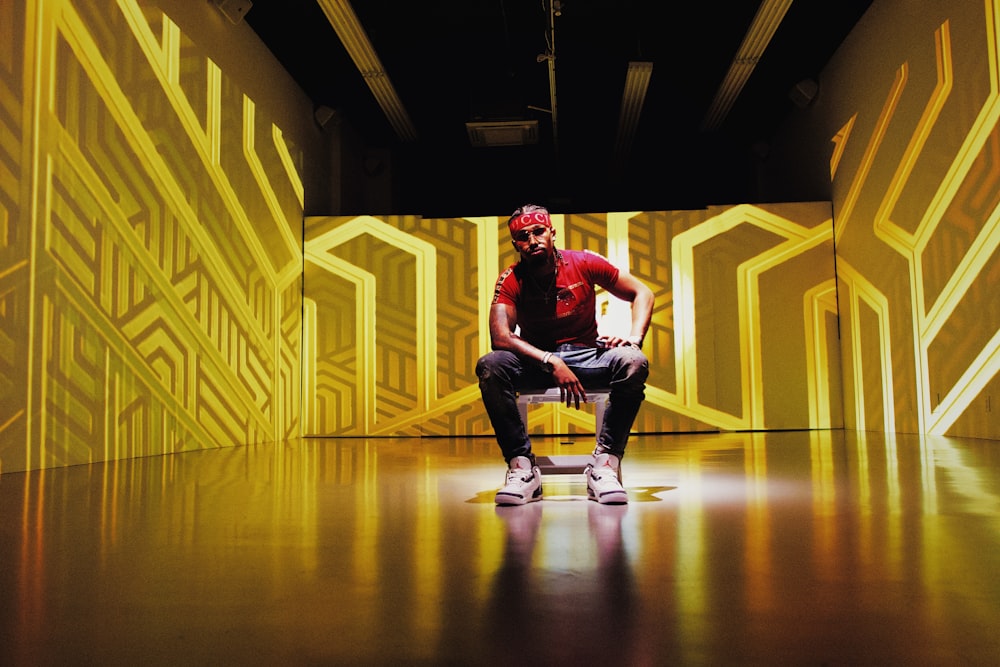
465,120,539,148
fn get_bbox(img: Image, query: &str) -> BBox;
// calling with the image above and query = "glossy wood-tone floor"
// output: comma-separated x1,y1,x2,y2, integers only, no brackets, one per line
2,430,1000,666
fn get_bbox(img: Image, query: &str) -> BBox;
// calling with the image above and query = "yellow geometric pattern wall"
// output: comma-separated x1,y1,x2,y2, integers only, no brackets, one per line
0,0,303,473
8,0,999,472
304,203,841,437
828,2,1000,440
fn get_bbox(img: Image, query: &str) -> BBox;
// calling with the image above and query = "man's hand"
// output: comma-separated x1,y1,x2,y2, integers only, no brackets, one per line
597,335,642,349
549,357,587,409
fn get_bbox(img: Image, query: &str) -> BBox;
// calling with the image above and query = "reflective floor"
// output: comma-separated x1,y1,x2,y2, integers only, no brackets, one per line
2,431,1000,665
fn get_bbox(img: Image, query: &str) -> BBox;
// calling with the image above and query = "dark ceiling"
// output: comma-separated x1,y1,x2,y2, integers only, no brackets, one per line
245,0,873,217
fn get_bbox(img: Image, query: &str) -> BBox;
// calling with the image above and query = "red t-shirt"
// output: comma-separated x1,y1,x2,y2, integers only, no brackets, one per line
492,249,620,349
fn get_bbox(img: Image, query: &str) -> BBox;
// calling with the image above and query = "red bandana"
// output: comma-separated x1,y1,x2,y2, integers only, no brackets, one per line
508,211,552,233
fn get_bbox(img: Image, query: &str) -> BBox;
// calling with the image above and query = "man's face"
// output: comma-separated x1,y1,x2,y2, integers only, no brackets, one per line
511,224,555,265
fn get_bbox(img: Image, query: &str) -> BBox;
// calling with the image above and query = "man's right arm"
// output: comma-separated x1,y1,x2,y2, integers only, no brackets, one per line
489,302,547,363
489,302,587,406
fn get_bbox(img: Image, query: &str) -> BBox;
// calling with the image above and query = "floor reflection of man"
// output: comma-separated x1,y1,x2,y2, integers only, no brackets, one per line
485,502,639,664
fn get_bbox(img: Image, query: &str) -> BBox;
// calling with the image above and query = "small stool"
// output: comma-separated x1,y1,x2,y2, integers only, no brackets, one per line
516,387,611,436
517,387,612,479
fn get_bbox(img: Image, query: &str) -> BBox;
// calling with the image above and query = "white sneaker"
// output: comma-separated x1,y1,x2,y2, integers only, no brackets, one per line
495,456,543,505
585,453,628,504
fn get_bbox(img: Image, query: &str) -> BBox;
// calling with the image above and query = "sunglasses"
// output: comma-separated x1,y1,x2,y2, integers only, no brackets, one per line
512,226,550,243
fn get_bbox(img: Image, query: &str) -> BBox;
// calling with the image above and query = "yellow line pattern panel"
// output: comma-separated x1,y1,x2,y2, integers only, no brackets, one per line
832,6,1000,439
1,0,302,473
0,0,31,468
804,282,844,429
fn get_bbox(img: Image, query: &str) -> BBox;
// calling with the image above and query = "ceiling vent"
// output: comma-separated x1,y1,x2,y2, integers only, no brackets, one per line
465,120,539,147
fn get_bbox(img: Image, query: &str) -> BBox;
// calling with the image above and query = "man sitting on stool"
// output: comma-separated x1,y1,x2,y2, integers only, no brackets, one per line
476,204,654,505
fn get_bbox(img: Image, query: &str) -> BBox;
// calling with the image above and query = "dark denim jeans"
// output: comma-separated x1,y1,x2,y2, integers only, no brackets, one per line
475,344,649,462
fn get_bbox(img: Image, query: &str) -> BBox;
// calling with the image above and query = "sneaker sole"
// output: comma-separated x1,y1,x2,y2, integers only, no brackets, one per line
589,489,628,504
495,488,543,505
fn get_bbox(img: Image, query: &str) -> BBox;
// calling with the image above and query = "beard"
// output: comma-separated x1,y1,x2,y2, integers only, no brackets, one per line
519,246,554,270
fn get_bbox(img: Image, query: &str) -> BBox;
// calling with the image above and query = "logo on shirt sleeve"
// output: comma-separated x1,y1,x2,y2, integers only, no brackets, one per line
491,267,515,304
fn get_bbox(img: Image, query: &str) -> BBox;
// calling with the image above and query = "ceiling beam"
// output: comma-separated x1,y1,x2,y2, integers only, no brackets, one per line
701,0,793,131
315,0,418,142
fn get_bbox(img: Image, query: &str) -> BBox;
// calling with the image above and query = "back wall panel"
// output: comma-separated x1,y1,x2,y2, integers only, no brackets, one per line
304,203,841,438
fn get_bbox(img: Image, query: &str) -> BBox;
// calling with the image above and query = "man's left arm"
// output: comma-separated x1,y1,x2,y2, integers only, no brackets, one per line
604,272,654,348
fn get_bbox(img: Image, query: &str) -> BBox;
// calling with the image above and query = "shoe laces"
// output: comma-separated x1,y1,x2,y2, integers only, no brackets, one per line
506,465,533,485
588,458,622,486
590,466,618,482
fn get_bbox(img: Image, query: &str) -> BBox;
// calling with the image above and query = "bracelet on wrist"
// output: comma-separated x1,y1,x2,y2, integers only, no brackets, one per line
540,351,555,373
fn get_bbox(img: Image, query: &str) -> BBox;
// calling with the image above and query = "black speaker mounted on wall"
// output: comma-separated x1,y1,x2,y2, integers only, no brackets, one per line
211,0,253,25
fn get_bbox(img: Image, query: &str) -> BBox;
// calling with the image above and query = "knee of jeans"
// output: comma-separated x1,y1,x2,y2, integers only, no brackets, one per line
620,348,649,383
475,355,493,380
476,350,517,379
